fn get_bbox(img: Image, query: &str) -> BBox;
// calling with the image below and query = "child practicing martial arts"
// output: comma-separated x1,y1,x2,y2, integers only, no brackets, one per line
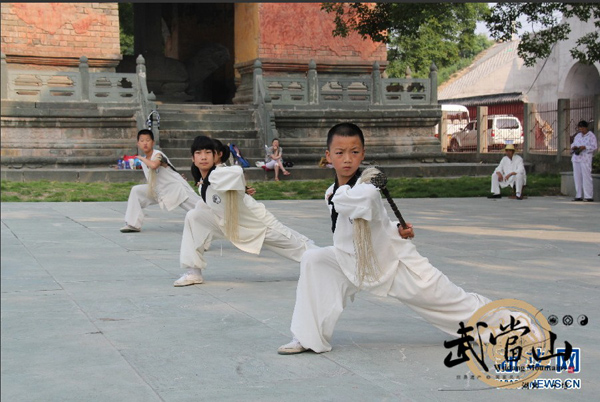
278,123,492,354
174,136,316,287
120,129,201,233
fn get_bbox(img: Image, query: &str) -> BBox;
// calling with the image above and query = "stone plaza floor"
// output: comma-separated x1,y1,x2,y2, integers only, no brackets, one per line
1,196,599,401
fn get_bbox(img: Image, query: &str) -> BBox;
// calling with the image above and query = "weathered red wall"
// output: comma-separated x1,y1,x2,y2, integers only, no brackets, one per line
258,3,386,63
1,3,121,67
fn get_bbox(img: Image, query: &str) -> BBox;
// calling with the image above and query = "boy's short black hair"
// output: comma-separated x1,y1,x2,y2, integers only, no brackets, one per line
577,120,589,128
213,139,230,163
137,129,154,141
190,135,216,155
326,123,365,149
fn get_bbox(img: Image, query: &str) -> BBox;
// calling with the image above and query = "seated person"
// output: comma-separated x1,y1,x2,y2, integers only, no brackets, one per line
265,138,291,181
488,144,526,200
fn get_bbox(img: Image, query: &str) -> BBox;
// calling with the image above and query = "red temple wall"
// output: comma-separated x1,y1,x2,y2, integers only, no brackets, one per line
257,3,387,64
1,3,121,68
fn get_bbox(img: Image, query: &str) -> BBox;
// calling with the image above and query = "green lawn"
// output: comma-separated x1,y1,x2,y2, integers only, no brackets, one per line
1,174,561,202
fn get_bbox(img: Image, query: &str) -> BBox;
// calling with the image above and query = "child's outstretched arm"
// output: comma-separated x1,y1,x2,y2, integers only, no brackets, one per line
138,153,162,170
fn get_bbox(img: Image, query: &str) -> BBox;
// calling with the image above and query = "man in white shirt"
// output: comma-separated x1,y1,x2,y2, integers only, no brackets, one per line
488,144,526,200
571,120,597,202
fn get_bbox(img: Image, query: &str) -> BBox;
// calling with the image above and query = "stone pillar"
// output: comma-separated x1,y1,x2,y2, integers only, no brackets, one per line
372,61,383,105
253,59,262,104
79,56,89,101
477,106,488,157
440,111,448,151
557,98,570,162
594,94,600,145
1,52,7,100
522,102,533,161
307,59,318,105
429,63,438,104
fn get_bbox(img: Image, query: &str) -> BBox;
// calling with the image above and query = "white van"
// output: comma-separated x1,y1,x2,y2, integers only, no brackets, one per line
449,115,523,152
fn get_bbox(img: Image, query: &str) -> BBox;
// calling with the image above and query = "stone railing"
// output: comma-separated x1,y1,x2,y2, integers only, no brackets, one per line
1,53,156,134
253,60,279,147
254,59,438,108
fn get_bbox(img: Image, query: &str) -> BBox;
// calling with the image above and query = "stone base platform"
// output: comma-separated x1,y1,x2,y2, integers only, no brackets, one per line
0,163,509,183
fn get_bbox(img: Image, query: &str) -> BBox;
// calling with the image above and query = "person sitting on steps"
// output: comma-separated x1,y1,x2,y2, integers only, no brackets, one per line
265,138,291,181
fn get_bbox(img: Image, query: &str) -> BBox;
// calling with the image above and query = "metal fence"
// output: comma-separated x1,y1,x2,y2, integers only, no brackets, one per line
565,96,595,154
529,101,558,154
446,96,597,156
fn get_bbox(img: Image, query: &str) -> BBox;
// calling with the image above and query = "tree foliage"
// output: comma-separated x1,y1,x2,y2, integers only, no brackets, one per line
321,3,492,80
119,3,134,56
486,3,600,66
321,2,600,72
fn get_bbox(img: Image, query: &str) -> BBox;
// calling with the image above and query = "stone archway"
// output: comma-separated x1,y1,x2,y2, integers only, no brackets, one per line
118,3,236,104
559,62,600,99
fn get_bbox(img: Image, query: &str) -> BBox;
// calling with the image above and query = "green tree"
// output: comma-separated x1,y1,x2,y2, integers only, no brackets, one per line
119,3,134,56
486,3,600,66
321,3,492,81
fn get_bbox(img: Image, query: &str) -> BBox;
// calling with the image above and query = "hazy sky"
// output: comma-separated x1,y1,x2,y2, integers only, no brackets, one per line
475,3,557,38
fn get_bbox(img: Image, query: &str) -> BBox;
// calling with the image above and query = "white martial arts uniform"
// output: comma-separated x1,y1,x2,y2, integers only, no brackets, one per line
124,149,201,229
571,131,597,199
290,177,491,353
179,164,315,270
490,154,526,195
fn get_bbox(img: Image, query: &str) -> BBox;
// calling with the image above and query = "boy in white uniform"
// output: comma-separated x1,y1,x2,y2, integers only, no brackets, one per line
278,123,491,354
120,130,201,233
488,144,526,200
175,136,315,287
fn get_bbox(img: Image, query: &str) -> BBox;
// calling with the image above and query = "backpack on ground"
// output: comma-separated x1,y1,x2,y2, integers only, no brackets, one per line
229,143,251,168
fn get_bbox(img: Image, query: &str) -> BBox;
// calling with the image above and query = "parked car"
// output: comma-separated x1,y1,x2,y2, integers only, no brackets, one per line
449,115,523,152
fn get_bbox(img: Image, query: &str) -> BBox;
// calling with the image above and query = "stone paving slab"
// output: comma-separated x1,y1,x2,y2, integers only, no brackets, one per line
1,197,599,401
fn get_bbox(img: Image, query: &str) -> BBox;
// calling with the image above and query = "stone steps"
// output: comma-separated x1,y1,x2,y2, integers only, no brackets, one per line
155,103,261,166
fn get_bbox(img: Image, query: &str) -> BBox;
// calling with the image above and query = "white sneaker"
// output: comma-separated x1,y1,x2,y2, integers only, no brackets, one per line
120,224,140,233
173,269,203,287
277,338,307,355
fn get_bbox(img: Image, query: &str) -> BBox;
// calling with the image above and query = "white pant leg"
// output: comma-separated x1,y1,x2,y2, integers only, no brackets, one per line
262,226,317,262
124,184,158,229
581,161,594,199
573,161,584,198
178,196,199,213
387,262,491,337
490,173,501,194
514,173,525,195
180,207,224,270
291,247,359,353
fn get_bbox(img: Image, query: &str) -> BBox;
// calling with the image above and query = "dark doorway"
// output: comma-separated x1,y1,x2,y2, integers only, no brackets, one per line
118,3,235,104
